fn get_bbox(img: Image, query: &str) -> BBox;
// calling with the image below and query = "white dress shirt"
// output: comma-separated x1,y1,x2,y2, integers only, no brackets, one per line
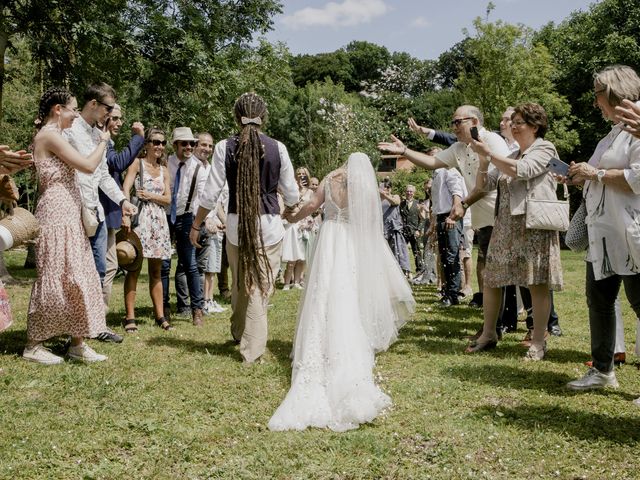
435,127,510,228
167,154,208,216
199,138,299,247
431,168,467,215
65,116,126,221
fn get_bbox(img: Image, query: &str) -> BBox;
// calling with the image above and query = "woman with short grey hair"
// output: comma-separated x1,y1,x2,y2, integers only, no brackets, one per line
564,65,640,402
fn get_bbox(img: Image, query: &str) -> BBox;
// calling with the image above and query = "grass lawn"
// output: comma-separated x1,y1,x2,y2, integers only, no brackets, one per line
1,248,639,479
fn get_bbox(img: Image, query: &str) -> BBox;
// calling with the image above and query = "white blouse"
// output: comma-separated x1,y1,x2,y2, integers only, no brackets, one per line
585,124,640,280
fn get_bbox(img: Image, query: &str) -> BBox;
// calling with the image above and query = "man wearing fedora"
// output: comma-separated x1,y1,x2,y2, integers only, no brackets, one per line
161,127,207,326
66,82,138,344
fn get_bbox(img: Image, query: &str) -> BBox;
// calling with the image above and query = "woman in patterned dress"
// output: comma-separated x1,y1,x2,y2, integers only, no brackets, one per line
24,87,111,365
466,103,563,361
121,128,172,331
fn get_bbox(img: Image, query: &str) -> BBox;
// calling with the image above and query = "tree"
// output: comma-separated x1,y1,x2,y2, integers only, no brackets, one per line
534,0,640,159
455,17,578,157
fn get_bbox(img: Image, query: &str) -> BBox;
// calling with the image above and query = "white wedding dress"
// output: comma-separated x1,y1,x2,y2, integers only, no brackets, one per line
269,153,416,432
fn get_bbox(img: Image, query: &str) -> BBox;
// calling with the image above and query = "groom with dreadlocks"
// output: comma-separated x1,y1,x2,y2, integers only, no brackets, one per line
191,93,299,363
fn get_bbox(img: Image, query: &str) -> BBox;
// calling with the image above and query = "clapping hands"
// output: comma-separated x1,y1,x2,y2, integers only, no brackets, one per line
0,145,33,175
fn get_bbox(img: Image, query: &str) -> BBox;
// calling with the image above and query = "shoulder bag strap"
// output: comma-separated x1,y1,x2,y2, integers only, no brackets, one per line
185,163,201,214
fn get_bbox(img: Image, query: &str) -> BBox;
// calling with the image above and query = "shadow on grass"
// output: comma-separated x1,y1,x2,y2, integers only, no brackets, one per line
146,335,242,361
446,363,637,401
473,403,640,444
0,329,70,356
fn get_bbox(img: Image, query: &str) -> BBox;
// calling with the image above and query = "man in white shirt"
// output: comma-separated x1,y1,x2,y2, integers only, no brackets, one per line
431,167,467,306
66,82,137,343
161,127,208,326
380,105,510,302
190,92,299,364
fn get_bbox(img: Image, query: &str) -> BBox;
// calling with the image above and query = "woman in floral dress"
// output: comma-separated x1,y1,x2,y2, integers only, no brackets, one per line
24,87,111,365
121,128,172,331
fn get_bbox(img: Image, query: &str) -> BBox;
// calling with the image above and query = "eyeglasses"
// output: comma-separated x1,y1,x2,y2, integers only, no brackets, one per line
179,141,196,148
594,87,606,96
110,116,122,122
148,139,167,146
61,105,80,113
450,117,474,127
511,120,528,127
95,99,115,113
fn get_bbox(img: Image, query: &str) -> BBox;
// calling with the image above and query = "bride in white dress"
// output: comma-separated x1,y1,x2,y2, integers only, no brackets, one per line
269,152,416,432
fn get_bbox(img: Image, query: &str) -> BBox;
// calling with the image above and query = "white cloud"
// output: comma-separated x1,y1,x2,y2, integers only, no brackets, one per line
281,0,389,29
410,16,430,28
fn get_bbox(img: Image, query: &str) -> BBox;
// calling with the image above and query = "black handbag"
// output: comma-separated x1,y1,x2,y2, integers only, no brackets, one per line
130,158,145,229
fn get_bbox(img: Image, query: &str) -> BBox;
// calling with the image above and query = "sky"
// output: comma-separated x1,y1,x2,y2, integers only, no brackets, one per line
263,0,597,60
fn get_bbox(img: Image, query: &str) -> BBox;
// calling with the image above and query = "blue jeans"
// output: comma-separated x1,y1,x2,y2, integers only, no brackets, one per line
162,213,203,312
89,219,108,285
436,213,462,301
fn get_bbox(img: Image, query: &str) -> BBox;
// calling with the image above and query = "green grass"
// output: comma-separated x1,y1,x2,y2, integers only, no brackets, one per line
1,249,639,479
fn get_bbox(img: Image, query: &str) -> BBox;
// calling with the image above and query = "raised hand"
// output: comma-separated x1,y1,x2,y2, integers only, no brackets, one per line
615,99,640,139
377,135,406,155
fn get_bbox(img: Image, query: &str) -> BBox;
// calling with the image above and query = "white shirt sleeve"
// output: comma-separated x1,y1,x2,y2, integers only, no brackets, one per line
277,142,300,207
199,140,227,212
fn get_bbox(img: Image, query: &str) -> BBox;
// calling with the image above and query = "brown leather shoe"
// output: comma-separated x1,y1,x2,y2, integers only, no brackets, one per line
192,308,203,327
585,352,626,368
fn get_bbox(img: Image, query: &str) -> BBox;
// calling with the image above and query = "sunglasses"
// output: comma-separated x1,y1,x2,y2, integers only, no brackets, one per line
450,117,474,127
95,99,115,113
179,141,196,147
148,139,167,146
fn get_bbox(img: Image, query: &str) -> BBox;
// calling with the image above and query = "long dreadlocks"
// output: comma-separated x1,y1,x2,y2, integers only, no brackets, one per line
234,92,271,296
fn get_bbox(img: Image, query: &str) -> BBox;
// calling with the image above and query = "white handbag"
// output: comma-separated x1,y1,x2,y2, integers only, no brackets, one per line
81,205,99,237
525,181,569,232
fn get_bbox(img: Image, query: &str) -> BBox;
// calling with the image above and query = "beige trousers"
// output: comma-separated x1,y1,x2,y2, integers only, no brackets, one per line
226,240,282,363
102,227,118,308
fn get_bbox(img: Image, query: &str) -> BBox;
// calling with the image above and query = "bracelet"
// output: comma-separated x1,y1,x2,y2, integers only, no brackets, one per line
191,225,201,231
478,170,488,174
401,146,407,156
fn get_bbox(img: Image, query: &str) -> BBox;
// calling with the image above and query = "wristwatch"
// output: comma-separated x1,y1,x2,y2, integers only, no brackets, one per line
596,169,606,182
461,201,470,210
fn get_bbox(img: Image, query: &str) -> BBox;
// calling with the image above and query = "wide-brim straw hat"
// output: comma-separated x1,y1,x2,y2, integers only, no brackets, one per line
0,207,39,248
115,229,144,272
171,126,197,144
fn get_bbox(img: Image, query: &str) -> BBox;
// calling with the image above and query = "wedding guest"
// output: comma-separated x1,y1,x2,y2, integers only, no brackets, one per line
466,103,563,361
24,87,110,364
564,65,640,400
282,167,313,290
190,92,299,364
380,178,411,275
121,128,172,331
400,184,424,273
66,82,137,344
100,103,145,307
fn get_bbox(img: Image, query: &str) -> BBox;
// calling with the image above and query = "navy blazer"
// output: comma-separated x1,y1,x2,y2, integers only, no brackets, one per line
432,130,457,147
99,135,145,229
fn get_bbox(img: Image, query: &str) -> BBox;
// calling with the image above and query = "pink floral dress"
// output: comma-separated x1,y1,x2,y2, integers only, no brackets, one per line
27,126,106,342
134,167,171,260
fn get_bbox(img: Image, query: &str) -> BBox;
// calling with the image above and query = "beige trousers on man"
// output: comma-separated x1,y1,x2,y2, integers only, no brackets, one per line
226,240,282,363
102,227,118,308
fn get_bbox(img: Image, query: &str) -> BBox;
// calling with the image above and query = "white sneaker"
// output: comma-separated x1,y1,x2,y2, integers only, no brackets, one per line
293,283,304,290
633,397,640,407
566,367,619,391
68,343,108,363
23,344,64,365
282,284,291,291
211,300,227,313
203,299,214,314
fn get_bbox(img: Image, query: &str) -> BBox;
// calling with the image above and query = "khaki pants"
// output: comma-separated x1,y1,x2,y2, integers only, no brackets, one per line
226,240,282,363
102,227,118,308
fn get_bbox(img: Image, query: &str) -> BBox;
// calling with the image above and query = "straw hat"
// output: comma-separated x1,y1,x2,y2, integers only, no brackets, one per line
171,126,197,144
115,229,144,272
0,207,39,249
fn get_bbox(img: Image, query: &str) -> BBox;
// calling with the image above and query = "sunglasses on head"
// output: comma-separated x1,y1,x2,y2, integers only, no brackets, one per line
179,141,196,147
148,139,167,146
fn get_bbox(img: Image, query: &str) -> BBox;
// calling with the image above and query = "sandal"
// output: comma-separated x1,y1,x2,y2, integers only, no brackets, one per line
122,318,138,333
155,317,173,331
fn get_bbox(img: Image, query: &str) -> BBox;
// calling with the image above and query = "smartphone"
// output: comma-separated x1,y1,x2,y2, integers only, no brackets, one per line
546,157,570,176
470,126,479,141
300,175,309,187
